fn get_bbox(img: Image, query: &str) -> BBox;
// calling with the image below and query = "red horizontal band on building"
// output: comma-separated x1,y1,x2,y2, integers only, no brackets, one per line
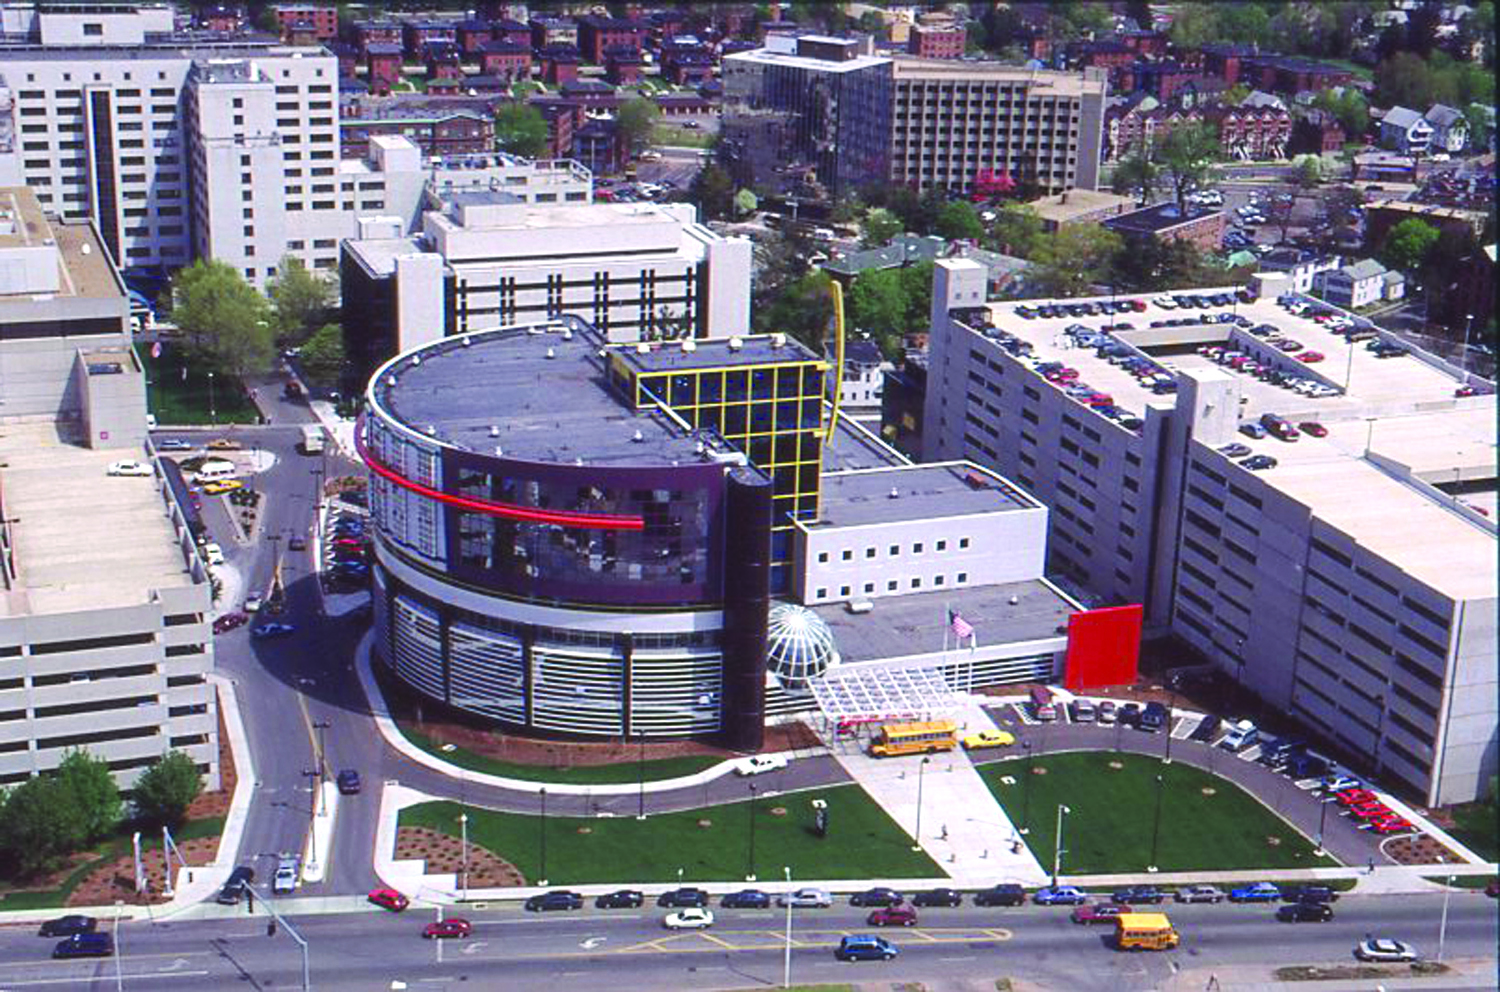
355,418,645,531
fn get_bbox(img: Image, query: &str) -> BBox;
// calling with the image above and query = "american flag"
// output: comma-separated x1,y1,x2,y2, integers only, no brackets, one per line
949,610,975,641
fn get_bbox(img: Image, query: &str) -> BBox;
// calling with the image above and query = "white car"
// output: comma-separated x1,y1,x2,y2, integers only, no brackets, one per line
273,857,299,894
663,908,714,930
203,542,225,566
734,754,788,777
244,593,264,613
1355,938,1417,962
108,459,154,477
777,887,832,908
1152,295,1177,309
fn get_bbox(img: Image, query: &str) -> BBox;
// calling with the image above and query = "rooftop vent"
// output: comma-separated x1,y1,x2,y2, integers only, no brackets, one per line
888,487,900,499
489,425,499,437
461,335,472,346
636,342,651,353
80,243,91,255
545,347,556,359
1009,595,1019,605
770,333,786,347
680,339,697,352
728,336,743,351
631,430,644,443
494,446,503,457
562,328,573,340
411,355,421,366
574,456,584,466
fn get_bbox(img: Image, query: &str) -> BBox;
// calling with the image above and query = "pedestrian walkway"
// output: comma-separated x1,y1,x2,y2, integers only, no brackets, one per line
823,696,1047,886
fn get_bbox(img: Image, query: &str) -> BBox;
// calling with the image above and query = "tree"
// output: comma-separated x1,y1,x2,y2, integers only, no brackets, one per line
1156,122,1220,215
1221,83,1252,107
898,261,935,341
1463,103,1491,152
847,267,910,347
1379,217,1441,273
298,322,345,388
756,269,833,351
934,200,984,242
1295,155,1324,190
131,750,203,829
56,749,121,845
0,776,84,875
170,260,274,379
266,257,335,345
1169,3,1218,48
1029,224,1123,297
615,97,660,157
1317,88,1369,138
1111,152,1159,207
857,10,885,37
689,163,735,221
861,207,903,248
988,204,1045,258
493,103,549,158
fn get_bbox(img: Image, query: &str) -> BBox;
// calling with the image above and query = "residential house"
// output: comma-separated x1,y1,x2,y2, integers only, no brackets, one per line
538,45,582,86
908,20,966,59
826,339,894,409
530,17,579,50
606,50,645,85
1291,109,1347,155
456,20,494,56
1424,105,1469,154
403,20,459,59
354,20,403,55
1313,257,1393,308
492,18,533,48
274,4,339,42
481,40,532,81
1104,97,1200,162
426,43,464,83
1378,106,1434,155
1258,247,1342,293
366,43,405,96
1208,100,1292,160
577,15,646,64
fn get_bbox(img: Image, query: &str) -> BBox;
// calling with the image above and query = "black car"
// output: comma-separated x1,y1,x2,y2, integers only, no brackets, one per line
525,890,583,911
1259,739,1307,767
658,887,710,908
720,889,771,909
1112,885,1167,905
217,865,255,905
1280,885,1339,904
1277,902,1334,922
336,769,361,795
910,887,963,907
38,915,97,938
1118,702,1142,728
849,887,903,907
287,535,308,551
973,884,1026,907
1139,701,1169,732
595,889,644,909
1189,715,1221,743
1243,455,1278,471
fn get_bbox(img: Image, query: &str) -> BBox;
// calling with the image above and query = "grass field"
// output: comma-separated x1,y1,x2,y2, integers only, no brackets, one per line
652,123,715,149
399,785,939,885
978,752,1337,873
1446,798,1498,862
397,724,723,785
140,346,258,425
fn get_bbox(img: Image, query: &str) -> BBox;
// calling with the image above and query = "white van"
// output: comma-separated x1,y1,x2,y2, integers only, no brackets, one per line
202,543,225,566
195,459,238,483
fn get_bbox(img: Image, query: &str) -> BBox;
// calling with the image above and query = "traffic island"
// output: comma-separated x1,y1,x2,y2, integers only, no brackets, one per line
1273,962,1452,981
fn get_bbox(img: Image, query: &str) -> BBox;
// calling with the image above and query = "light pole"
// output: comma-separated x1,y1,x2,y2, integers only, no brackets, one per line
1051,804,1071,887
538,787,548,886
459,811,469,901
303,768,320,872
1020,740,1034,834
746,784,758,882
782,865,793,990
312,720,331,783
207,370,216,424
1436,874,1455,961
911,755,931,852
1462,312,1474,370
113,900,124,992
1147,773,1165,872
1162,690,1175,765
1315,794,1330,856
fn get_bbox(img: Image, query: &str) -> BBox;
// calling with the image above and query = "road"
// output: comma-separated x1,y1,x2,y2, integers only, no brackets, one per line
3,893,1492,991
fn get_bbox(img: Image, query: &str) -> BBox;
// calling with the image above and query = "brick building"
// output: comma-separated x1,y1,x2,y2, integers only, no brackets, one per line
1291,109,1347,155
538,45,581,86
533,99,583,159
404,20,459,59
340,101,496,160
457,19,494,56
274,4,338,42
1200,44,1258,86
1208,103,1292,160
1241,56,1353,95
1103,202,1226,254
481,40,533,80
606,50,645,85
530,16,579,50
492,18,532,47
577,14,646,64
662,47,715,86
366,43,404,96
908,21,965,59
354,20,402,54
426,43,464,83
1104,99,1201,161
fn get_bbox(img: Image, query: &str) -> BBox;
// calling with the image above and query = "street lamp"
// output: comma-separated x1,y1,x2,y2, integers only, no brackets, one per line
113,900,124,992
782,865,793,990
1051,804,1071,887
303,768,320,873
312,720,331,783
1162,691,1176,765
1019,740,1034,835
459,811,469,901
538,787,548,886
1147,773,1165,872
911,755,931,852
1314,794,1329,856
746,784,758,882
207,371,215,424
1437,874,1456,961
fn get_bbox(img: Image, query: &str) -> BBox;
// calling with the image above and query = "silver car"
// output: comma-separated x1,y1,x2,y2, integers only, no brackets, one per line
777,887,832,908
1070,699,1096,723
272,857,298,894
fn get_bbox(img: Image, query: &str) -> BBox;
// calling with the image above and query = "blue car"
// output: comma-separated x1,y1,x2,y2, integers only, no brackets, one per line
1229,882,1283,903
1033,886,1087,906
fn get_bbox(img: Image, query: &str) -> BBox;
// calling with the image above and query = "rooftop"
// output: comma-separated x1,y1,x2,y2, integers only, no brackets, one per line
0,419,194,617
892,56,1108,95
723,44,891,75
813,462,1036,529
618,333,818,374
1104,202,1222,234
0,186,122,302
1026,188,1136,224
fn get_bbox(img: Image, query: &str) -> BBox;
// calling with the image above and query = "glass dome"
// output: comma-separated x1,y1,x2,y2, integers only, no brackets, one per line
765,602,839,689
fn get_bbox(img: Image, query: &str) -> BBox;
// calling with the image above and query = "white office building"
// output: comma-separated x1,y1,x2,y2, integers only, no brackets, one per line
922,258,1496,804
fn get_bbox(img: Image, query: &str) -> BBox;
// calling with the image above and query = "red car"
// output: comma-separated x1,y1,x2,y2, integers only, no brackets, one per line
1070,902,1124,925
423,918,472,939
213,612,248,634
1350,803,1393,821
1298,422,1328,437
1368,817,1414,835
368,888,410,912
1296,351,1325,363
1336,788,1378,807
867,904,918,927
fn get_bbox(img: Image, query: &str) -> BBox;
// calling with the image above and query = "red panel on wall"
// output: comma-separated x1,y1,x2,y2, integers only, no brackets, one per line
1063,605,1144,691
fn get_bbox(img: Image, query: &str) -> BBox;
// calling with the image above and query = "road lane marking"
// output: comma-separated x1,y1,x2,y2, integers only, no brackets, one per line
0,971,211,987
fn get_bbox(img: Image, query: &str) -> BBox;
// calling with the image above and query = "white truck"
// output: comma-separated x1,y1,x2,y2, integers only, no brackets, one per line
300,425,325,455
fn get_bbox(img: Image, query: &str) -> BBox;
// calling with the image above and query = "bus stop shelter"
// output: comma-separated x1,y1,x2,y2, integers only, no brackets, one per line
807,664,960,739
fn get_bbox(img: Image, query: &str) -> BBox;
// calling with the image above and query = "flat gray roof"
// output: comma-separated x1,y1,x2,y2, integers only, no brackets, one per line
618,334,818,374
814,463,1033,529
812,579,1078,664
820,414,907,473
0,420,193,618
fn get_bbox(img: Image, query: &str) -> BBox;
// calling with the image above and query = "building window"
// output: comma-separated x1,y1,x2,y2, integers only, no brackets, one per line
936,540,947,551
865,548,876,559
863,582,874,594
959,537,971,549
815,588,827,600
913,542,923,554
887,580,898,591
817,551,829,564
889,545,899,556
839,586,850,597
957,572,968,584
911,577,922,589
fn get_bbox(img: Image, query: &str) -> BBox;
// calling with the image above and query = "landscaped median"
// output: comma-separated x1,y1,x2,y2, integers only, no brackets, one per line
397,724,723,786
397,784,939,886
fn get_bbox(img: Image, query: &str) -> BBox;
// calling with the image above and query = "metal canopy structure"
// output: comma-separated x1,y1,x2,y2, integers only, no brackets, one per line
807,665,959,725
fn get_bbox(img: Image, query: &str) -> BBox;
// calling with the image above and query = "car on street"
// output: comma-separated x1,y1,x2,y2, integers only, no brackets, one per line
1296,351,1325,363
336,769,361,795
1112,885,1167,905
733,754,788,776
1033,886,1088,906
251,622,296,639
1299,421,1328,437
288,535,308,551
525,890,583,911
719,889,770,909
1229,882,1283,902
778,888,833,908
960,729,1015,749
595,889,644,909
156,438,193,451
1320,775,1361,793
1070,902,1124,925
1355,938,1417,962
1218,443,1252,458
217,866,255,905
207,438,243,450
244,593,264,613
835,935,897,961
1278,902,1334,922
53,933,114,958
108,459,154,477
849,887,904,907
368,888,409,912
213,611,248,634
202,479,244,495
38,915,97,937
658,887,710,908
273,857,298,894
663,908,715,930
423,918,473,939
867,904,918,927
910,888,963,907
1280,885,1339,904
973,884,1026,906
1174,885,1225,904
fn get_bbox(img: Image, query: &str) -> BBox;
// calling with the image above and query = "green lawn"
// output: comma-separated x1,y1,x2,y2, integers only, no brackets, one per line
1424,874,1496,890
140,346,258,425
978,752,1337,873
1446,798,1498,862
399,786,939,885
397,723,723,785
652,124,715,149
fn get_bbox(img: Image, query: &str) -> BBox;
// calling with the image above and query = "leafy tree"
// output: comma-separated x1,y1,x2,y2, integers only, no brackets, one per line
1316,88,1369,139
1060,2,1112,38
170,260,274,379
0,776,84,875
988,204,1045,258
756,269,833,352
1463,103,1491,152
1221,84,1252,106
1378,217,1441,273
298,322,345,388
1111,152,1159,207
266,257,335,345
493,103,549,158
934,200,984,242
862,207,903,248
857,10,886,37
1029,224,1123,298
615,97,660,156
829,195,865,226
131,750,203,829
848,267,909,345
1217,2,1271,45
1113,236,1218,292
897,261,935,339
689,163,735,221
1169,3,1218,48
57,749,121,845
1156,122,1220,216
1295,155,1323,190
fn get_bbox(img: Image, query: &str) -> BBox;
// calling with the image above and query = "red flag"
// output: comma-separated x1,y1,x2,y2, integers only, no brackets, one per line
949,610,974,640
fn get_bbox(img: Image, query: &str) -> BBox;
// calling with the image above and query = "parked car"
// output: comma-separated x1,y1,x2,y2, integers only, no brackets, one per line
596,889,645,909
1188,715,1221,743
1139,701,1169,732
217,866,255,905
1219,443,1252,458
719,889,770,909
1175,885,1224,904
38,915,97,937
1239,422,1269,439
1033,886,1088,906
778,888,833,908
273,857,299,894
1071,902,1125,925
1070,699,1097,723
910,888,963,907
156,438,193,451
849,887,904,907
1229,882,1283,903
251,622,296,639
1281,885,1339,904
658,887,711,908
1118,702,1142,728
1355,938,1417,962
867,904,918,927
207,438,243,451
1298,421,1328,437
1112,885,1167,905
1096,700,1118,724
1243,454,1278,471
663,908,715,930
423,918,473,939
835,935,897,961
288,535,308,551
108,459,154,477
973,884,1027,906
368,888,410,912
336,769,361,795
734,754,789,776
525,890,583,912
961,729,1015,749
213,611,249,634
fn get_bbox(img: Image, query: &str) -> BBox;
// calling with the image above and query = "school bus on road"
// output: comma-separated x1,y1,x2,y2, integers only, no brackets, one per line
1115,913,1180,950
868,720,958,758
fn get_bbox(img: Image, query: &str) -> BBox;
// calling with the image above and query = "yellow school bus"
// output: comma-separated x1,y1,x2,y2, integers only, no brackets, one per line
868,720,958,758
1115,913,1180,950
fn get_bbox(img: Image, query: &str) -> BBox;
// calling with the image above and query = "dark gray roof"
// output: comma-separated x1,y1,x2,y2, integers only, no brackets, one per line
813,464,1036,529
1104,202,1220,234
